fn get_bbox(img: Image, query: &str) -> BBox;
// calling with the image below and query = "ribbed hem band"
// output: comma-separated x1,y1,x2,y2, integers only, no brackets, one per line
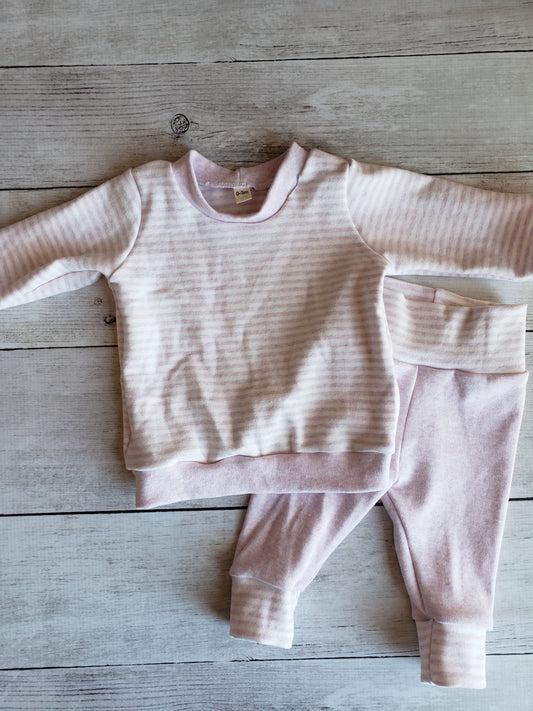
134,451,392,508
416,620,487,689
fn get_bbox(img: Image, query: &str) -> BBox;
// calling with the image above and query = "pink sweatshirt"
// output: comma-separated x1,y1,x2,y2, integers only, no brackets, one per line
1,143,532,506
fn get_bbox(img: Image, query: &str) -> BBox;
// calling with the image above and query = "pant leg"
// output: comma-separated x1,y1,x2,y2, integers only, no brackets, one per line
230,362,527,686
229,280,528,688
229,491,382,648
229,360,418,648
382,364,528,688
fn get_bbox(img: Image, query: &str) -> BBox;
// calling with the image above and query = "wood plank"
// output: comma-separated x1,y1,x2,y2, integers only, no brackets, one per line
0,282,118,349
3,0,533,67
0,656,532,711
0,344,532,513
1,54,533,189
0,504,531,670
1,2,531,708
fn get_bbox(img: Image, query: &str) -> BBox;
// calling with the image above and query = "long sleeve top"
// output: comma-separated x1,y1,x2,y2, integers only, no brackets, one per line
1,143,532,506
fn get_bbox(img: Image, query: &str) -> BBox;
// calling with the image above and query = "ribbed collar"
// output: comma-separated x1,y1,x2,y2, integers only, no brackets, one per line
171,142,309,223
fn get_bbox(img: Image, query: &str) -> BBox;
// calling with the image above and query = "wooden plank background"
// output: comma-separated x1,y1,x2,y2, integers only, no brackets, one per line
1,2,532,709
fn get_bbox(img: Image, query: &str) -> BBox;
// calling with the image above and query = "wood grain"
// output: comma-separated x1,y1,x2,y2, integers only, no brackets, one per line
1,656,533,711
3,0,533,66
1,54,533,189
2,1,533,706
1,504,531,670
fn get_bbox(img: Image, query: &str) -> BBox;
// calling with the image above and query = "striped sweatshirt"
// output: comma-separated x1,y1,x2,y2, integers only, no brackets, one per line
1,143,532,506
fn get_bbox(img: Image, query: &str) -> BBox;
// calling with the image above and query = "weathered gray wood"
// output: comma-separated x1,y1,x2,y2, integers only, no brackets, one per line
0,282,118,349
0,343,532,513
2,54,533,189
0,504,531,670
3,0,533,67
0,187,84,227
1,655,532,711
1,3,532,706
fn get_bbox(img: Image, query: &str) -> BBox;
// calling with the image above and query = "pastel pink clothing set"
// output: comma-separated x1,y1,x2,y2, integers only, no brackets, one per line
1,143,532,505
1,144,532,688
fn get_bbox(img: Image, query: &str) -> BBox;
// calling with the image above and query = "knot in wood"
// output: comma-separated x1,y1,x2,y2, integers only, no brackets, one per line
170,114,190,137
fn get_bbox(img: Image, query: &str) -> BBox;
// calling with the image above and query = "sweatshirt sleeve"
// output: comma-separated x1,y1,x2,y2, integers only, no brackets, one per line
0,169,141,310
347,160,533,279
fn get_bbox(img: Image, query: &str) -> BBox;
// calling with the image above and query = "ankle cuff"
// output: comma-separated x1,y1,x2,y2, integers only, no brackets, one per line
230,576,299,649
416,620,487,688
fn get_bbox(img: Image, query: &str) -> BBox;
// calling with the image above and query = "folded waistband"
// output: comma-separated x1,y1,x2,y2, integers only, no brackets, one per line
383,278,527,373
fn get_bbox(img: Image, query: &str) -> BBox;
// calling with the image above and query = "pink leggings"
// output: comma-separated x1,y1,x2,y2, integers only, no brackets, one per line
229,279,528,689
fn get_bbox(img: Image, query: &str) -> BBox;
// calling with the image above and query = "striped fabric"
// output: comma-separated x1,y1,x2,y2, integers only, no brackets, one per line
229,581,488,688
416,620,487,689
230,577,299,650
1,143,532,505
384,278,527,373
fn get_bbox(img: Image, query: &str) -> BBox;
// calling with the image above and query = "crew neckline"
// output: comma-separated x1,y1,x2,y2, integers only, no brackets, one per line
171,142,310,223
